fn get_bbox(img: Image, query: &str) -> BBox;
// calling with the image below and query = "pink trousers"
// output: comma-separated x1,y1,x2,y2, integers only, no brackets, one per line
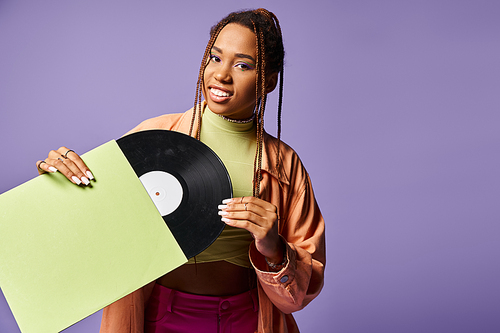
144,283,259,333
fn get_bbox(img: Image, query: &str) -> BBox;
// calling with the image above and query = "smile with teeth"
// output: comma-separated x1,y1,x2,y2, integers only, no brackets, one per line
210,88,231,97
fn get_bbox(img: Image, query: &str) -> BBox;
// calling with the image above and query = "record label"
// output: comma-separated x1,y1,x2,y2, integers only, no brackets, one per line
139,170,183,216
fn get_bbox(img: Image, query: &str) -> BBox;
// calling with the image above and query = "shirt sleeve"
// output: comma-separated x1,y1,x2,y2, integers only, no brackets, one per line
249,169,326,314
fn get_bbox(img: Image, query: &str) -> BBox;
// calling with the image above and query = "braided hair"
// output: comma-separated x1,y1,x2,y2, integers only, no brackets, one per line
190,8,285,199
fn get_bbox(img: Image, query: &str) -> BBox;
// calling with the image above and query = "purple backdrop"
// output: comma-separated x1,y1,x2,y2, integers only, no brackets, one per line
1,0,499,332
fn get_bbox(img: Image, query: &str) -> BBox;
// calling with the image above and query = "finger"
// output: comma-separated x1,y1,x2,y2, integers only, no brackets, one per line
219,207,274,234
223,196,276,212
36,160,58,175
219,202,275,224
220,214,263,234
46,157,88,186
218,197,278,236
56,147,94,181
44,157,83,185
224,212,275,231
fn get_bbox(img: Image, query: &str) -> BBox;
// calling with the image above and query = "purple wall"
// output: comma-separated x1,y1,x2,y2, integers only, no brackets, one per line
1,0,499,332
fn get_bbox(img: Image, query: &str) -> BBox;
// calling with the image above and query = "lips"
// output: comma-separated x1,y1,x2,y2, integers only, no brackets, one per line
208,86,232,103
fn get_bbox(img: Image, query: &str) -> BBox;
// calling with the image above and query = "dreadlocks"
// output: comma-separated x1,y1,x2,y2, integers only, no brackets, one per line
190,8,285,199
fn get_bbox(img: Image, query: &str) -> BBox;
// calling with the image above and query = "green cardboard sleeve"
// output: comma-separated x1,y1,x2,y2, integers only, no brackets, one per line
0,140,187,333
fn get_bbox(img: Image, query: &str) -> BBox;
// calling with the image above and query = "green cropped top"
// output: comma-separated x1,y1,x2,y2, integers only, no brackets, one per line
186,108,256,268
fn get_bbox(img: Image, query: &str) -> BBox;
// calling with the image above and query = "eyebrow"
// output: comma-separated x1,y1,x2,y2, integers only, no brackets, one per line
211,46,256,64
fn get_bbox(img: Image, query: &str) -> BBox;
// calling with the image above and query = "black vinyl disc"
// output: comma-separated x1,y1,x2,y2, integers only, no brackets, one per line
116,130,232,259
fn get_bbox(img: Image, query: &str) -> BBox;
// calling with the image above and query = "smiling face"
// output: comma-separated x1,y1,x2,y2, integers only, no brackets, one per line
203,23,260,120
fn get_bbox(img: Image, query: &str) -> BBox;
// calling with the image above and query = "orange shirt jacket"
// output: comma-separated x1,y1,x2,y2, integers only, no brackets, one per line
100,105,326,333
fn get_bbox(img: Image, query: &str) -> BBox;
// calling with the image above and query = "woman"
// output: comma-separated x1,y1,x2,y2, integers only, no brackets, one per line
36,9,325,333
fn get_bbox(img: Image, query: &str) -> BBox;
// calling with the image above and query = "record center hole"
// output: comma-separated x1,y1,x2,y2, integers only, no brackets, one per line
155,192,160,196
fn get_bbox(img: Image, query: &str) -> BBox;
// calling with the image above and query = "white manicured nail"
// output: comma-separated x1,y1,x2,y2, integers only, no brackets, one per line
218,204,228,210
218,211,228,216
222,198,232,204
221,217,233,224
86,171,94,180
81,177,90,186
72,176,81,185
48,166,58,173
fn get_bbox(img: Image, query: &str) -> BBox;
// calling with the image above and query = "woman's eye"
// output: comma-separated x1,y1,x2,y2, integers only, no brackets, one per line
235,62,254,71
209,54,221,63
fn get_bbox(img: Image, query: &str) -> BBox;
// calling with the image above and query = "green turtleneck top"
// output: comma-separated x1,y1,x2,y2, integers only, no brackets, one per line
186,108,257,268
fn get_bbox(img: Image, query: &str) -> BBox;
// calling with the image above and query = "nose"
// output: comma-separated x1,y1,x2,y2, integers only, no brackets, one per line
214,64,232,83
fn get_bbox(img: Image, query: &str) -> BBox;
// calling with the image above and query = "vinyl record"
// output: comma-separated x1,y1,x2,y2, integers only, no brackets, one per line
116,130,232,259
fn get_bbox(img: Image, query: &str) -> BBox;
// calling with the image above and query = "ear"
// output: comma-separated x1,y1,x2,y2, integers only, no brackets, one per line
265,72,279,94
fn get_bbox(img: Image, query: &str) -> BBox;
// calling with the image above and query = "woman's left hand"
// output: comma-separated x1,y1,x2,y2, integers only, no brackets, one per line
218,197,284,265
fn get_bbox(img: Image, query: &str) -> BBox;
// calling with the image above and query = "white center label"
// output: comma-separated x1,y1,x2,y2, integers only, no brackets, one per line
139,171,183,216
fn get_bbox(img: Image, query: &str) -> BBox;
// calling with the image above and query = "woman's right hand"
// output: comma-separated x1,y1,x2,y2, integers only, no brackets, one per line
36,147,94,186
